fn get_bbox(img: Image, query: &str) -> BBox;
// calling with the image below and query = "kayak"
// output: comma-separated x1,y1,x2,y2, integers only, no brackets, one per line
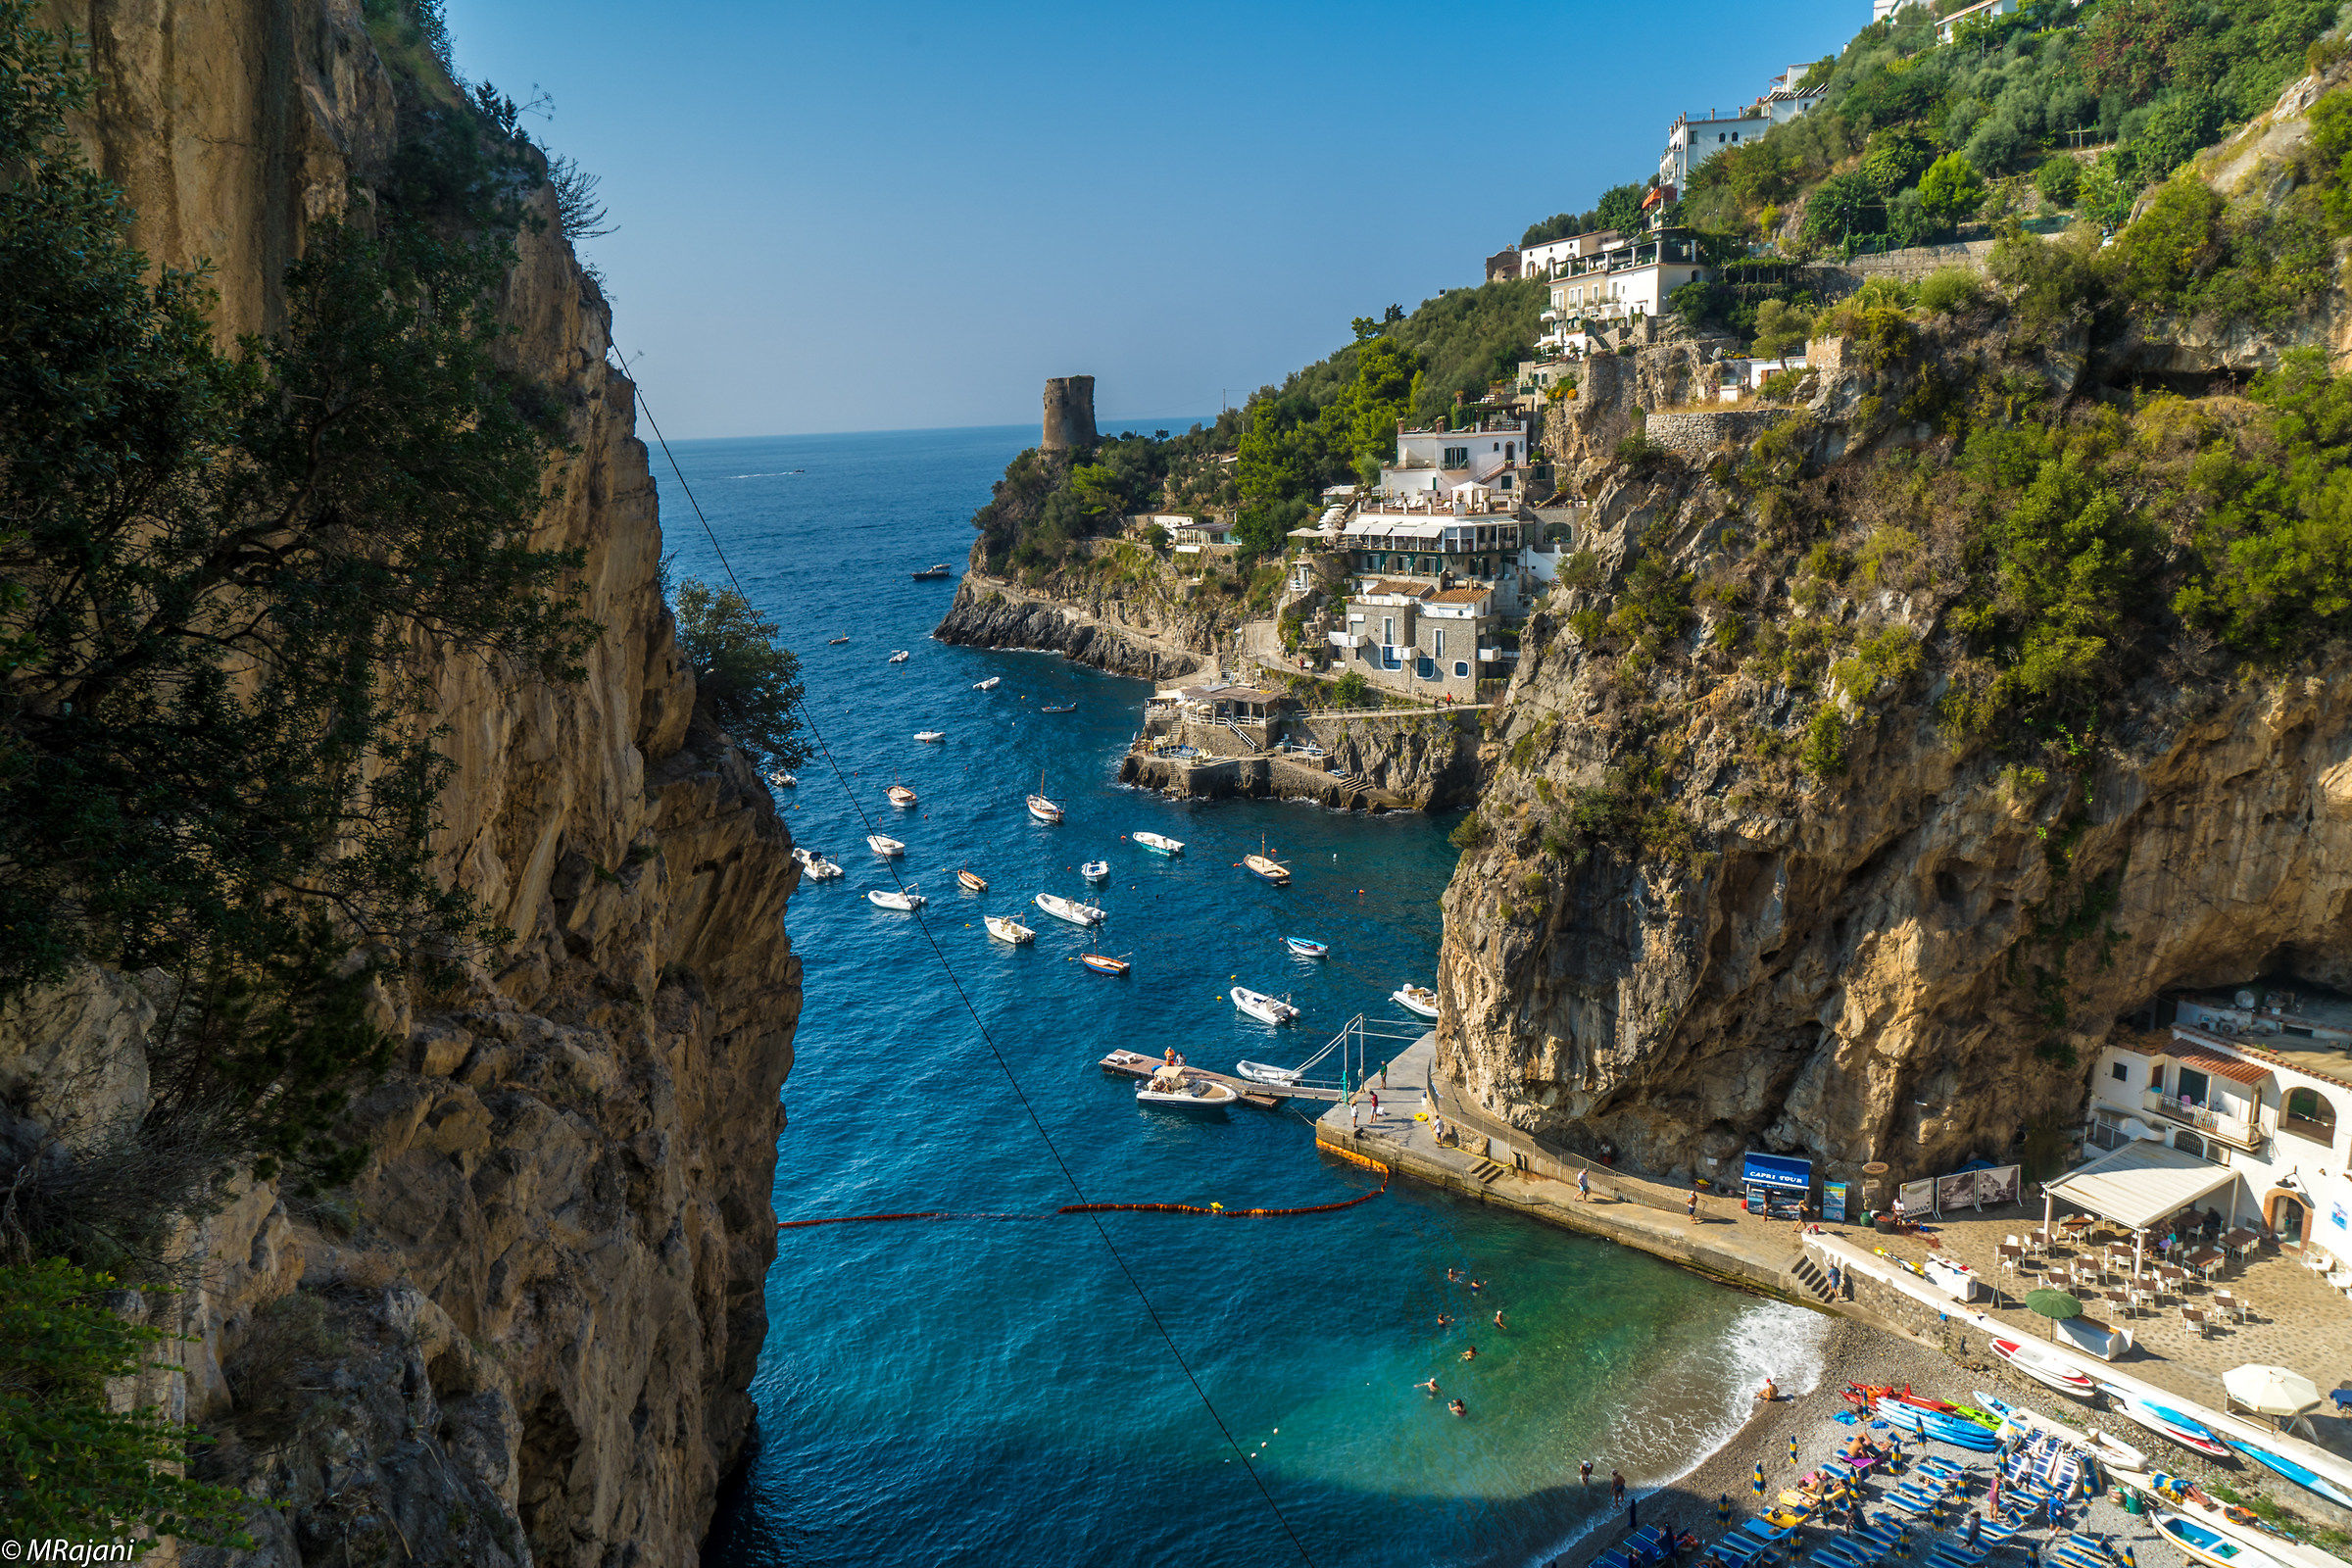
2220,1434,2352,1510
2096,1385,2233,1458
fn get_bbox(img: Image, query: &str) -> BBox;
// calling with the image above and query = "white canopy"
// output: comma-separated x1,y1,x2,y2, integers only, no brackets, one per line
2043,1140,2237,1232
2223,1364,2322,1416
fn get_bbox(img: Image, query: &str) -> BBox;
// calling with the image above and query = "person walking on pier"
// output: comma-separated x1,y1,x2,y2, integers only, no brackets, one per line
1688,1187,1700,1225
1577,1168,1591,1201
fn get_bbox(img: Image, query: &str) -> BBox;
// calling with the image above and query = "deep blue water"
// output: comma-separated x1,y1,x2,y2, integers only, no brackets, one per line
664,427,1825,1568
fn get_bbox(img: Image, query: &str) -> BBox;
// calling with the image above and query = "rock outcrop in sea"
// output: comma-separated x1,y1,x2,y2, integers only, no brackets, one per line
1,6,799,1563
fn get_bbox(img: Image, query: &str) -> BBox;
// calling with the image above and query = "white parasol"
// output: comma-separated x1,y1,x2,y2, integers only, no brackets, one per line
2222,1363,2322,1416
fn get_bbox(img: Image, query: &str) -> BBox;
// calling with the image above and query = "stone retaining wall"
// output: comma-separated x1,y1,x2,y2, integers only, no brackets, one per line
1646,408,1782,459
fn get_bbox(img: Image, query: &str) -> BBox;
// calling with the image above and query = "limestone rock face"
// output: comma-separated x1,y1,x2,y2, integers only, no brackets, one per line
5,7,799,1565
934,569,1214,680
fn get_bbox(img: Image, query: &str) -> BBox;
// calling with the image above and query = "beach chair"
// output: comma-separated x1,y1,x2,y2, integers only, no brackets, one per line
1976,1518,2020,1549
1735,1518,1798,1546
1928,1546,1986,1568
1628,1526,1675,1561
2050,1547,2109,1568
1917,1457,1965,1483
1809,1542,1878,1568
1598,1550,1641,1568
1859,1518,1910,1556
1707,1533,1765,1568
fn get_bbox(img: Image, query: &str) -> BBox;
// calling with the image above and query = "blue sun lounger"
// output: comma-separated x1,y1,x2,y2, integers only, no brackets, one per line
1809,1541,1878,1568
1628,1525,1675,1561
1596,1550,1640,1568
1705,1533,1766,1568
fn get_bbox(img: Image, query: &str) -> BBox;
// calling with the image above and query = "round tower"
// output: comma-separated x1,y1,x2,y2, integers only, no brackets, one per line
1042,375,1098,452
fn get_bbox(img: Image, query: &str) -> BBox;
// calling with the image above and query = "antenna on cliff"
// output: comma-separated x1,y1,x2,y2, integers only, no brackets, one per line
618,350,1320,1567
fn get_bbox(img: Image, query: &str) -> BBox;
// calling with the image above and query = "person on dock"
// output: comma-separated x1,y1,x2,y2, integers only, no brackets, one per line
1577,1168,1591,1201
1350,1100,1362,1134
1369,1089,1381,1119
1827,1262,1842,1299
1688,1187,1700,1224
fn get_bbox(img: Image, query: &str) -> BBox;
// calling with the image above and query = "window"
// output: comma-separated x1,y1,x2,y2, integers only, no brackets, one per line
2110,1061,2130,1084
1432,629,1445,658
1444,446,1469,467
1382,616,1396,646
1416,656,1436,679
2177,1068,2210,1108
2175,1131,2206,1160
1453,661,1470,677
2282,1087,2337,1141
1505,442,1515,461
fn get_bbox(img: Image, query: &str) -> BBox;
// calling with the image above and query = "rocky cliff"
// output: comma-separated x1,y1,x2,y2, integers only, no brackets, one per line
1440,67,2352,1192
4,4,798,1563
933,566,1218,680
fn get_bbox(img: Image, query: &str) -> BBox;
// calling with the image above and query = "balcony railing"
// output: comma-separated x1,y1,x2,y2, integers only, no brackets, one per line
2140,1090,2263,1151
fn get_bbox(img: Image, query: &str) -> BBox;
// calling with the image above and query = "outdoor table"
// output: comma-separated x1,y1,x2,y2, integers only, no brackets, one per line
2185,1248,2226,1280
2059,1215,2094,1232
2221,1228,2260,1257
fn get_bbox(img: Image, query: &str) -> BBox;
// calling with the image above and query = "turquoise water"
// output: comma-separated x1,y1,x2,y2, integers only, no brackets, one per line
669,427,1825,1567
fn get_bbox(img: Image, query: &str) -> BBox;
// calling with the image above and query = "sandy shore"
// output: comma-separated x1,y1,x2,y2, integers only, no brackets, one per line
1544,1315,2193,1568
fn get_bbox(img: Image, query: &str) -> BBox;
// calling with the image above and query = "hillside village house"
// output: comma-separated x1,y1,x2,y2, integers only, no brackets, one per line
1655,66,1826,192
1538,229,1714,348
1514,228,1622,282
1381,417,1530,498
1329,580,1497,701
2068,987,2352,1261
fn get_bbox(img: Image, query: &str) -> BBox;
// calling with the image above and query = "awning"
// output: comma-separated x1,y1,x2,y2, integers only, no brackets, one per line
1742,1152,1813,1191
2043,1140,2239,1232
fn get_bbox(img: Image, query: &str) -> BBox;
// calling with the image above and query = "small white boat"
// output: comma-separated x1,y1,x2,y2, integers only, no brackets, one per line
827,635,849,645
973,676,1001,691
866,833,905,858
887,650,910,663
1391,984,1440,1019
1283,936,1328,958
1988,1338,2095,1398
791,846,842,880
911,563,953,580
2153,1512,2290,1568
886,782,917,808
1232,987,1298,1025
1237,1059,1303,1085
1026,768,1062,824
914,730,944,744
1243,834,1289,885
766,769,797,788
1137,1066,1237,1113
1039,702,1076,713
1079,953,1130,976
956,867,988,894
1131,831,1184,856
867,886,925,911
985,914,1034,945
1080,859,1109,882
1034,892,1104,927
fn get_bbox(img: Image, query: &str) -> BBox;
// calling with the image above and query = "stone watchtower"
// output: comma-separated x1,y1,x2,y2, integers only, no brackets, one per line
1042,375,1098,452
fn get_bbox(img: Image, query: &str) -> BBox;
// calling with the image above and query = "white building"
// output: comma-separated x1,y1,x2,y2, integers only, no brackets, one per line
1936,0,2018,41
1380,418,1529,497
2073,986,2352,1258
1759,65,1827,123
1659,107,1773,192
1538,230,1713,347
1515,229,1621,282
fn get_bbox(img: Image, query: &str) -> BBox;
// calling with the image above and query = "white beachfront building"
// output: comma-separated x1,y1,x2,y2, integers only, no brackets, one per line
2067,986,2352,1260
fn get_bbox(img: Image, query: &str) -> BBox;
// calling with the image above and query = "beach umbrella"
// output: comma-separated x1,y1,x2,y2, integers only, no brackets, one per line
1789,1436,1801,1466
2117,1545,2135,1568
1754,1462,1768,1496
2222,1364,2322,1417
1719,1494,1733,1524
2024,1288,2082,1340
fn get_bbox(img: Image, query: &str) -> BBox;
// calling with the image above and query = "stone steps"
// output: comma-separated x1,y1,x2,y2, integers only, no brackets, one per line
1467,1159,1506,1185
1788,1251,1840,1303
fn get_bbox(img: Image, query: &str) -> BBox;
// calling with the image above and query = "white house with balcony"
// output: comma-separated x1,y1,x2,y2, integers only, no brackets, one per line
1659,107,1773,192
2078,986,2352,1257
1538,230,1714,348
1515,229,1622,282
1331,580,1496,700
1381,418,1528,496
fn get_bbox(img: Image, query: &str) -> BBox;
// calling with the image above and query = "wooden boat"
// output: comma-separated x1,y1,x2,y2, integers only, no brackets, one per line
1034,892,1104,927
1392,984,1440,1018
1989,1339,2095,1397
1039,703,1076,713
867,886,925,911
1136,1067,1236,1113
973,676,1001,691
866,833,905,858
887,650,910,663
956,867,988,894
1026,770,1063,824
1282,936,1328,957
1080,859,1108,882
911,564,953,580
2094,1386,2233,1458
791,846,842,881
886,782,917,808
765,769,797,788
2153,1512,2290,1568
984,914,1033,945
1079,954,1129,975
914,730,944,744
1231,987,1298,1025
1131,831,1184,856
827,636,849,645
2221,1434,2352,1510
1243,833,1289,885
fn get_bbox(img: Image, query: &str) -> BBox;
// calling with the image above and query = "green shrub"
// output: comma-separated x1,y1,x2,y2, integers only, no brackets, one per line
1559,550,1603,589
1916,267,1984,315
673,579,809,771
2107,177,2225,305
1447,811,1487,851
1915,152,1987,227
2034,155,2082,208
1801,706,1850,777
1331,668,1370,708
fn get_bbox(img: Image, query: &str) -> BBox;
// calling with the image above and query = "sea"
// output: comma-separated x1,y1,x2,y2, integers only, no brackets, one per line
662,425,1828,1568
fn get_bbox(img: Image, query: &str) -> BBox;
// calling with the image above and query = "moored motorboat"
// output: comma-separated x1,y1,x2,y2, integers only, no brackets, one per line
2153,1511,2289,1568
1131,830,1184,856
1034,892,1105,927
1080,859,1109,882
1237,1059,1302,1084
887,650,910,662
1989,1339,2095,1397
1039,703,1076,713
1136,1065,1236,1113
914,730,944,743
1079,953,1129,975
973,676,1001,691
866,833,905,858
867,886,925,911
886,782,918,808
2094,1387,2233,1458
957,867,988,894
766,769,797,787
791,846,843,880
1391,984,1440,1018
911,563,953,579
827,636,850,645
1231,987,1298,1025
1283,936,1328,958
984,914,1034,945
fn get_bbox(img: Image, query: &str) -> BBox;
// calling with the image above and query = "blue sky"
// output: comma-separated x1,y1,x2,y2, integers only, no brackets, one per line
447,1,1863,438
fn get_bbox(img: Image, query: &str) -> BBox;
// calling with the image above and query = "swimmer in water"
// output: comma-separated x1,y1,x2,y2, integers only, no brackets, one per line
1494,1309,1506,1329
1449,1398,1467,1417
1468,1279,1484,1293
1461,1345,1478,1361
1446,1267,1461,1283
1415,1378,1439,1396
1436,1313,1453,1328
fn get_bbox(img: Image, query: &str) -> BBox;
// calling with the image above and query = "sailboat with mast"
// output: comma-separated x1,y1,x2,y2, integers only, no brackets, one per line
1242,832,1289,886
1026,769,1063,824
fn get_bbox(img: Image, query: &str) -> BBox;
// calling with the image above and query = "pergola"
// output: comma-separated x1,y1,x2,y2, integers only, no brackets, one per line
2040,1139,2241,1272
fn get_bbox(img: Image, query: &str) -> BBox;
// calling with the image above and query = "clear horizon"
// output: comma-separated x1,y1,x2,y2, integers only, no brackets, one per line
447,0,1863,440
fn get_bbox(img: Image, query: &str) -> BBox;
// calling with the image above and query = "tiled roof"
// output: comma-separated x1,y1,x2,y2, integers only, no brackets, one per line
1427,587,1491,604
2164,1038,2274,1085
